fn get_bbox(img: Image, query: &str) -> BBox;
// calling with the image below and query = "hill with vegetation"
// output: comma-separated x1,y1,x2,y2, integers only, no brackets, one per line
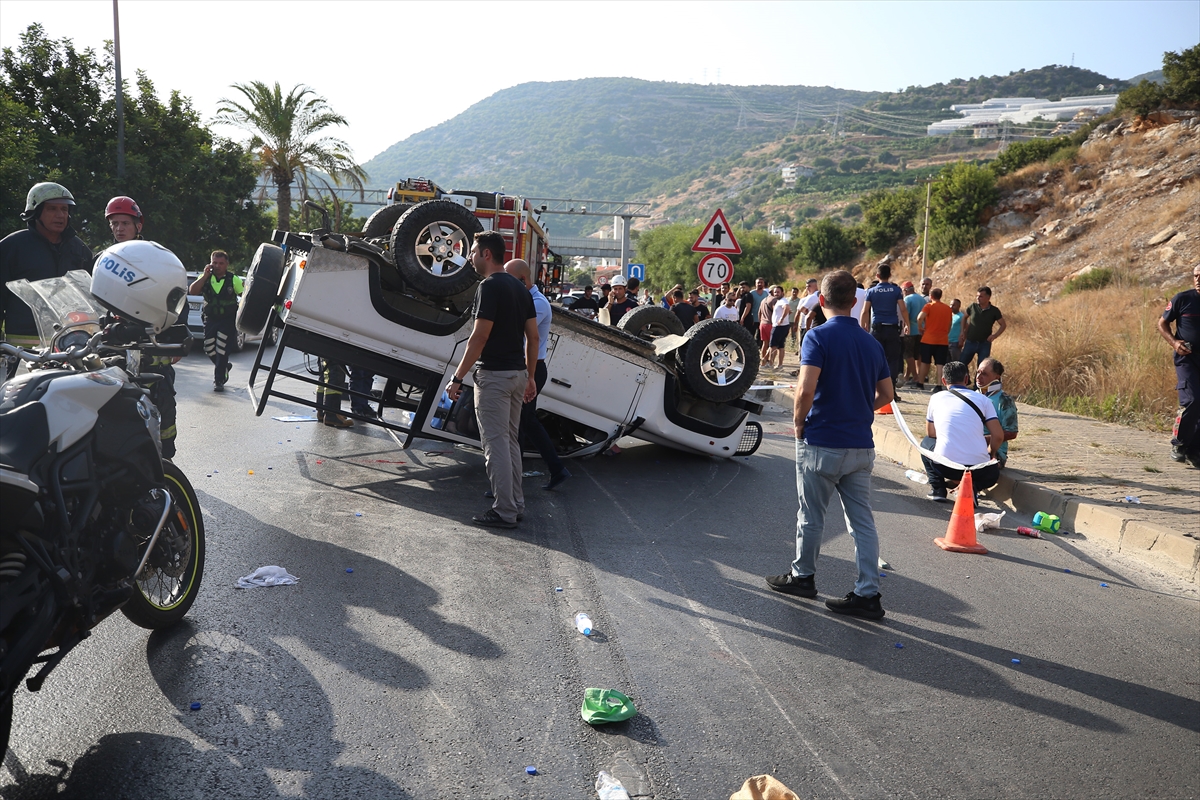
362,78,875,233
364,68,1134,236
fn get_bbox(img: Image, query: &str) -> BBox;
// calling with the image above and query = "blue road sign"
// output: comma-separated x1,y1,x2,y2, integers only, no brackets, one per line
627,263,645,280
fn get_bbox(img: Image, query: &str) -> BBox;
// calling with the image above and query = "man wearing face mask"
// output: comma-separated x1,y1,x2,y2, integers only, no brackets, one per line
0,183,94,359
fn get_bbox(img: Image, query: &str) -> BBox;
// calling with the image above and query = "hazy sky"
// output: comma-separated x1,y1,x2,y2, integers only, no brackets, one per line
2,1,1196,163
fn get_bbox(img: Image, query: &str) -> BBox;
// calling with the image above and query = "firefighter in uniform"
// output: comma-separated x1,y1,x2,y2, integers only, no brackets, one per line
0,182,93,375
188,250,242,392
104,196,182,458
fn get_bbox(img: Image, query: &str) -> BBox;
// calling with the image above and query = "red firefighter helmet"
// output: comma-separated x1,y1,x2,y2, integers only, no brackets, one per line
105,196,143,222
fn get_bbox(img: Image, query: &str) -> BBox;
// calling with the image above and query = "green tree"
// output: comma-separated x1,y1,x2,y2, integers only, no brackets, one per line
796,218,852,269
839,155,871,173
0,24,271,267
1116,80,1166,116
214,81,366,232
1163,44,1200,105
990,135,1074,175
860,186,921,252
930,162,996,230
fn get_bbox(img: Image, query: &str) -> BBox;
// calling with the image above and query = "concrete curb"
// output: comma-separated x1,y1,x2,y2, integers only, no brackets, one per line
758,386,1200,582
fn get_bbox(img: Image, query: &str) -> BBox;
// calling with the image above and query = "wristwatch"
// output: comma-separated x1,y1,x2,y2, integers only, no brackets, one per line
450,375,463,385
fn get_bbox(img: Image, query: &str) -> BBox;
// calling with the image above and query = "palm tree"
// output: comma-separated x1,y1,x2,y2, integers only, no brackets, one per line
214,82,366,231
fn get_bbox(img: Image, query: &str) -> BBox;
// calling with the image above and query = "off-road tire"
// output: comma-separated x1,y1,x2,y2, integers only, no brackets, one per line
121,460,205,630
391,200,483,298
677,318,759,403
617,305,685,340
362,203,411,239
237,243,285,336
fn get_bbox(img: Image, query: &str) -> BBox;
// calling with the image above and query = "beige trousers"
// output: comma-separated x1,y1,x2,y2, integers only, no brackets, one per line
474,368,527,523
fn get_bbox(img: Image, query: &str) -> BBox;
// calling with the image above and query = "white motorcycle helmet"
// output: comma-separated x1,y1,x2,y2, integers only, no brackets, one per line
91,241,188,333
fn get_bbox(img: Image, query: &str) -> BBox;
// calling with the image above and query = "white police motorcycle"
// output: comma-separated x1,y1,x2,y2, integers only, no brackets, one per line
0,241,204,755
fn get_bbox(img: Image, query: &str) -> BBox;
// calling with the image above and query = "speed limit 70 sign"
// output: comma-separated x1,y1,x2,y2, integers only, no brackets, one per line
697,253,733,288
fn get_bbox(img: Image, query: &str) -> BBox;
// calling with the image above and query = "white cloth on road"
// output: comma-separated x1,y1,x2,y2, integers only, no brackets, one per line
236,565,299,588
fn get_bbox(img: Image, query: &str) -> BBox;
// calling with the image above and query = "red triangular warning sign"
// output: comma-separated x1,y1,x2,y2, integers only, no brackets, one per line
691,209,741,254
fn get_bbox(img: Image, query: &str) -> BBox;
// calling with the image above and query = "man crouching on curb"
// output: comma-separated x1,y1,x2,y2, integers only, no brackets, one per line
765,270,893,621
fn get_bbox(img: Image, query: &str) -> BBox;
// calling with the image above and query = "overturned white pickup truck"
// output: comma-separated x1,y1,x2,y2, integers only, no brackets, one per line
238,197,763,459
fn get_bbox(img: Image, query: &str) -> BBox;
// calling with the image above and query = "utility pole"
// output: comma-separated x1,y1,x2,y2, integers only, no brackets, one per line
113,0,125,180
921,178,933,282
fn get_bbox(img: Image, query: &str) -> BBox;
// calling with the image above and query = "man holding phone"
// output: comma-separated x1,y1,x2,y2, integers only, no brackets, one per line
188,250,242,392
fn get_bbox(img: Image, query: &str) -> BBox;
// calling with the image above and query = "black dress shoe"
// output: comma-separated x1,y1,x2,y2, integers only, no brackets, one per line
543,468,572,491
472,509,517,529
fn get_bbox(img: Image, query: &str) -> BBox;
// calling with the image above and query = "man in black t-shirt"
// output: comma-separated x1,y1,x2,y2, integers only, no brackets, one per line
446,231,538,528
571,285,600,317
606,274,638,325
670,289,698,329
1159,263,1200,466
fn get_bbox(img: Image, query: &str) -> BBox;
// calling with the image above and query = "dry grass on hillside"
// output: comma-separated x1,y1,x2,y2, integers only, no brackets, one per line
995,280,1182,430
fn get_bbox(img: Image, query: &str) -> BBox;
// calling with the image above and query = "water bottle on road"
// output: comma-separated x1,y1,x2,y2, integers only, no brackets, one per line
574,612,593,636
905,469,929,485
596,771,630,799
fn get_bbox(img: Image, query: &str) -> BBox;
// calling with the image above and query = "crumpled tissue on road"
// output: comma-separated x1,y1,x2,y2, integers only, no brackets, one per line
236,565,300,589
975,511,1005,533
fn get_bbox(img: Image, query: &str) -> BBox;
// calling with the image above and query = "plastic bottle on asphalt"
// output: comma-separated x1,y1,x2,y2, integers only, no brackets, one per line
905,469,929,485
574,612,593,636
596,771,630,800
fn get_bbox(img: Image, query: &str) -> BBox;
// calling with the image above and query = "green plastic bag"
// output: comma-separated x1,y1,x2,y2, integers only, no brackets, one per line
581,688,637,725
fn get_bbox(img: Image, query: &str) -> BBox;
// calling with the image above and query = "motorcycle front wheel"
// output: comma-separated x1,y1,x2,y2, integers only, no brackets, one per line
122,460,205,629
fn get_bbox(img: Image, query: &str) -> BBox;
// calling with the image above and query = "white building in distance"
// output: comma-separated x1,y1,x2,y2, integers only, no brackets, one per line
926,95,1119,135
781,163,815,187
769,222,792,241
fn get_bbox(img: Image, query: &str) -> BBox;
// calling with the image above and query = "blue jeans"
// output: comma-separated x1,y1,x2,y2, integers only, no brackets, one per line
792,441,880,597
960,339,991,370
350,367,375,412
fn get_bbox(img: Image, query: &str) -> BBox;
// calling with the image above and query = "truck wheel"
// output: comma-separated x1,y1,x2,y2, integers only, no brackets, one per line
617,305,684,340
391,199,483,298
362,203,411,239
677,319,759,403
237,243,284,335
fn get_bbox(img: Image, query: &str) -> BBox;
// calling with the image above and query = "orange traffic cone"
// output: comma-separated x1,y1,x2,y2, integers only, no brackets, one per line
876,401,894,415
934,470,988,554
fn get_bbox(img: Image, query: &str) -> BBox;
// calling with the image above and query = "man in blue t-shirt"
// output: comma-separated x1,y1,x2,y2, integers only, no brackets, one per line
901,280,928,386
766,270,893,621
1158,263,1200,466
860,263,908,400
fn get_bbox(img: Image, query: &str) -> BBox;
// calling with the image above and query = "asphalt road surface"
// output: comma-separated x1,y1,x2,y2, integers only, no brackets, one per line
3,346,1198,799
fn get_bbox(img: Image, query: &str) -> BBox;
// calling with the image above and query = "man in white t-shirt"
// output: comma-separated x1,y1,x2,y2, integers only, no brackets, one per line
849,284,868,327
767,286,791,367
921,361,1004,502
714,293,740,321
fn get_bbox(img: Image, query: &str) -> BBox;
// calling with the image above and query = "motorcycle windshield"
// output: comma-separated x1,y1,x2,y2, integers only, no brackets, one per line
5,270,106,349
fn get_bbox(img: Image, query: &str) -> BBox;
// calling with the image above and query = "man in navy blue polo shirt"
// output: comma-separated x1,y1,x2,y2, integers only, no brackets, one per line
860,263,908,401
767,270,894,620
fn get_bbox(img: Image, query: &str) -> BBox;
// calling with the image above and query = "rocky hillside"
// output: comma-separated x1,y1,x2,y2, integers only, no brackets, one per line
859,113,1199,301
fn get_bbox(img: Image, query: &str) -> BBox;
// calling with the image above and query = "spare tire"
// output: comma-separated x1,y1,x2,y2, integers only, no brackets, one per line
676,318,759,403
617,305,684,340
391,199,483,298
362,203,411,239
237,243,285,335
